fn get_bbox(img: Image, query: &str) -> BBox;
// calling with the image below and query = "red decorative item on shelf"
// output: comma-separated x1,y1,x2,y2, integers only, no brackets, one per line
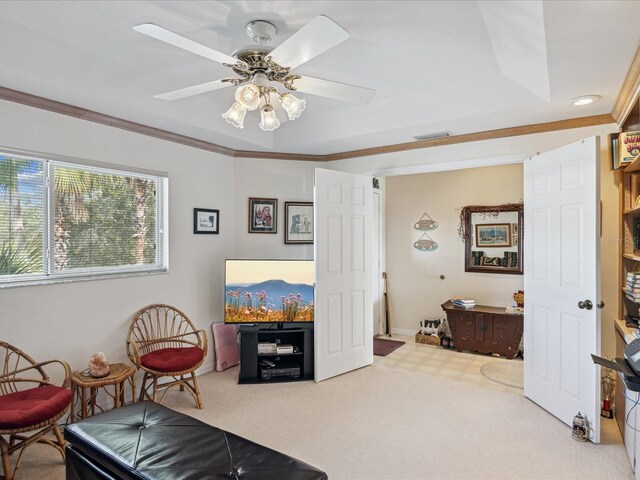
513,290,524,308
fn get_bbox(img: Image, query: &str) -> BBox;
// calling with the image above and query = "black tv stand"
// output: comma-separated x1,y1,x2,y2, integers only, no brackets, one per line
238,326,313,384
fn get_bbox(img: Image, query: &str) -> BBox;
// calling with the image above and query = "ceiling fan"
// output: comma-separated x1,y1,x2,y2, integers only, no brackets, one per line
133,15,376,131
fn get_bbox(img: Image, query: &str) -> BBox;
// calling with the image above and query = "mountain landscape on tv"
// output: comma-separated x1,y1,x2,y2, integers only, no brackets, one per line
225,279,314,323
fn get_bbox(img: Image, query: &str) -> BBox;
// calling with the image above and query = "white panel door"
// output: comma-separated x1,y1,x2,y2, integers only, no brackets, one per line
524,136,601,442
314,168,373,382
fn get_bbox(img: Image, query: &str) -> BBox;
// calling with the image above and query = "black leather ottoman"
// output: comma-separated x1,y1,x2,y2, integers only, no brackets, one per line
64,401,327,480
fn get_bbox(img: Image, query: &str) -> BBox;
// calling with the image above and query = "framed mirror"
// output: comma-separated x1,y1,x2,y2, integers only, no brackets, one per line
461,204,523,275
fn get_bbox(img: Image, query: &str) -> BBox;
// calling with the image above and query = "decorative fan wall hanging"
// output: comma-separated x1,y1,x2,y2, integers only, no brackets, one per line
414,233,438,251
133,16,376,131
414,213,438,231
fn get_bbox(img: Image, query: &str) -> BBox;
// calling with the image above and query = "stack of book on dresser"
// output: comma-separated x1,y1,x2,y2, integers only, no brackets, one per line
451,297,475,308
626,272,640,303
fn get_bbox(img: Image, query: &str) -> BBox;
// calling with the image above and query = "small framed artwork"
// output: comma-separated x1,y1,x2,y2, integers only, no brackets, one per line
248,197,278,234
194,208,219,234
475,223,511,247
285,202,313,244
512,223,519,246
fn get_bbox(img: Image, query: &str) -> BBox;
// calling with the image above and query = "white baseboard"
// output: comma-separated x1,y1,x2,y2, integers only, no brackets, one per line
390,327,416,336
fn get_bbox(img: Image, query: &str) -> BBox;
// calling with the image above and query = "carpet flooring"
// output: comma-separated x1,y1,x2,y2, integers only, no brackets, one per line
13,335,633,480
480,361,525,389
373,337,405,356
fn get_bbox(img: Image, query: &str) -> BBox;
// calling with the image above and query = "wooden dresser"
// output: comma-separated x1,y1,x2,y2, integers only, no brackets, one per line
441,300,523,359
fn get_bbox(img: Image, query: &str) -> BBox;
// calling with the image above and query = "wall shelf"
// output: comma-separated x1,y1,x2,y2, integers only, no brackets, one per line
623,153,640,173
623,205,640,215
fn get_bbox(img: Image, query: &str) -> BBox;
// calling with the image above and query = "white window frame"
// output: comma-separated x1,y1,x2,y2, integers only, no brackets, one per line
0,147,169,288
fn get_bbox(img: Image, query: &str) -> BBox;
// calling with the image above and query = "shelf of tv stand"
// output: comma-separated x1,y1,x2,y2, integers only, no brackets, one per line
257,352,303,358
623,253,640,262
238,326,314,384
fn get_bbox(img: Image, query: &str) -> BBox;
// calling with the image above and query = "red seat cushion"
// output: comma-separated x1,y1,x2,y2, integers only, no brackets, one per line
140,347,204,373
0,385,72,429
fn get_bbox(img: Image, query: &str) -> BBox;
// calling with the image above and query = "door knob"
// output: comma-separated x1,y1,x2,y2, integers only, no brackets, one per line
578,300,593,310
596,301,605,309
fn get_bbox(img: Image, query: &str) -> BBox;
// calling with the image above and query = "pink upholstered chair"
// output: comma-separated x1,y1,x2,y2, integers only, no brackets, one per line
126,304,208,409
0,341,72,480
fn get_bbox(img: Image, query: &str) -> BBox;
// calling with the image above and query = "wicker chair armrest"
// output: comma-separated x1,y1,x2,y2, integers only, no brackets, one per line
0,359,71,389
127,339,142,368
197,329,208,357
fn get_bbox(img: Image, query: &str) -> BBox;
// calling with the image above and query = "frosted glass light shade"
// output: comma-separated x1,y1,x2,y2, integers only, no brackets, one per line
259,105,280,131
280,93,306,120
222,102,247,128
235,84,261,111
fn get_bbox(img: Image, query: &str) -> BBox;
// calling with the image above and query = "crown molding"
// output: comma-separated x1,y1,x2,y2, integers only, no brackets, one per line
323,114,615,161
0,86,326,162
611,40,640,126
0,85,615,162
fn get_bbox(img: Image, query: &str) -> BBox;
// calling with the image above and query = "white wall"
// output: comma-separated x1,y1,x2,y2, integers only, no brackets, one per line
327,124,619,358
384,163,524,334
0,98,621,373
232,158,316,260
0,99,320,377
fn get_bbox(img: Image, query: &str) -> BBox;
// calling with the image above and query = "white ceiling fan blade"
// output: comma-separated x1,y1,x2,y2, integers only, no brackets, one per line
133,23,238,66
291,76,375,104
269,15,350,70
154,79,236,101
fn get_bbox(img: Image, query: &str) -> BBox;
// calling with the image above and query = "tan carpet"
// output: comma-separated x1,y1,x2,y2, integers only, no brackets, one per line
480,361,525,389
12,336,633,480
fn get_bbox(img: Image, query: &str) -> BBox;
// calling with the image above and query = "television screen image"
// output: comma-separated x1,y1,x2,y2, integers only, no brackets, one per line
225,260,314,323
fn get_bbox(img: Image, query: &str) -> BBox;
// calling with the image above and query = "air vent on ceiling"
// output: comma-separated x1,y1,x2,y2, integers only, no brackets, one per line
413,131,451,141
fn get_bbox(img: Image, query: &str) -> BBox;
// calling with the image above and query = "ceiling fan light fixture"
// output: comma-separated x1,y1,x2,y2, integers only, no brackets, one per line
235,84,261,111
259,104,280,131
222,102,247,128
280,93,306,120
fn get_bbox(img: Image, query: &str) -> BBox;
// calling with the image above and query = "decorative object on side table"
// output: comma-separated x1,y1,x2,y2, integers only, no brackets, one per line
194,208,219,234
88,351,110,378
284,201,313,244
248,197,277,233
513,290,524,308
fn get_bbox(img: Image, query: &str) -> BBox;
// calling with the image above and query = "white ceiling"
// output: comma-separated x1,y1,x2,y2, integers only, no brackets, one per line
0,0,638,155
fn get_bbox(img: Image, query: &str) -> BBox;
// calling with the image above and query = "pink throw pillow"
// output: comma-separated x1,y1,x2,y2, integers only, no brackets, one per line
211,323,240,372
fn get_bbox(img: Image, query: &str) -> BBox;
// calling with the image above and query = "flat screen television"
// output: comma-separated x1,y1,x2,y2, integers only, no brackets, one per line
225,259,314,324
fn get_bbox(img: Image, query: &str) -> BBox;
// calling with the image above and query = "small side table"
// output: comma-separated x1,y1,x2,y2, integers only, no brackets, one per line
71,363,136,422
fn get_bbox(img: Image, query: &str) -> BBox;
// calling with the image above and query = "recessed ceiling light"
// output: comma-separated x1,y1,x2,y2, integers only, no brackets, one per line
570,95,601,106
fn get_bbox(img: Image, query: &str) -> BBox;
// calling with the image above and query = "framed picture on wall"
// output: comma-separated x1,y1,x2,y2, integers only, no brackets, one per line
285,202,313,244
248,197,278,233
475,223,511,247
193,208,219,234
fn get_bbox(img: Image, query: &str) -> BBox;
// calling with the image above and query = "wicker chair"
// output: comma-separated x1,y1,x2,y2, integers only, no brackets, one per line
126,304,208,409
0,341,72,480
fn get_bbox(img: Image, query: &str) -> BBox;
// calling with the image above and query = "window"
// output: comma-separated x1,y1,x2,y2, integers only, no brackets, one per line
0,150,168,287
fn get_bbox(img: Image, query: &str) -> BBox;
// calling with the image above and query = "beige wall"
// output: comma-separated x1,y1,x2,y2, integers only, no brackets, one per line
330,125,619,358
385,164,524,334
